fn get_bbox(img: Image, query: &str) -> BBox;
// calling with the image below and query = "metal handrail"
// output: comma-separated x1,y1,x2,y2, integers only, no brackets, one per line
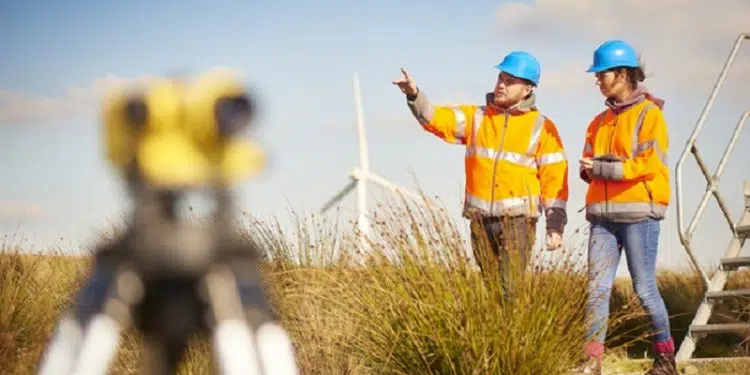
674,32,750,286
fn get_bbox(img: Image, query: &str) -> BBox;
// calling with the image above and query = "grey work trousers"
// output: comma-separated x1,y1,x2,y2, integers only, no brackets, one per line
469,215,537,298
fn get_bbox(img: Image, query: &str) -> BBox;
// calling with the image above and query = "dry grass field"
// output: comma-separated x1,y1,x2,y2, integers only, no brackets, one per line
2,202,749,374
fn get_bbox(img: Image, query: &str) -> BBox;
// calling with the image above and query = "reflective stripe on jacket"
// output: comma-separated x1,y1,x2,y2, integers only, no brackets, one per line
407,89,569,232
582,98,670,224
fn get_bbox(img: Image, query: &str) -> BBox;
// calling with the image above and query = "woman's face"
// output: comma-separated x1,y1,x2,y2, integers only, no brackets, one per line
595,70,626,99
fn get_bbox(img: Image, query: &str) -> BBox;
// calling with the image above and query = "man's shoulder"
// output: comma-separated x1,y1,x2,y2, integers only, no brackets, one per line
530,110,557,127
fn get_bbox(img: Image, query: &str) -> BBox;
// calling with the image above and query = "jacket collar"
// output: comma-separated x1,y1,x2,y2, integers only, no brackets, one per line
605,85,665,114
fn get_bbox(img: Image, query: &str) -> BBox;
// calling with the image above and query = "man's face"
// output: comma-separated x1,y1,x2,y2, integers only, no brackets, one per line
493,72,533,107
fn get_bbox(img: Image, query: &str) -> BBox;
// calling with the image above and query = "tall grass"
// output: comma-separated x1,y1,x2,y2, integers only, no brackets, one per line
2,198,749,374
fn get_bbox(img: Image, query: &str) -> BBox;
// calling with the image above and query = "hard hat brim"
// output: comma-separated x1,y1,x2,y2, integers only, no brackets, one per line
587,62,640,73
586,65,606,73
494,64,539,85
495,62,521,76
137,133,265,188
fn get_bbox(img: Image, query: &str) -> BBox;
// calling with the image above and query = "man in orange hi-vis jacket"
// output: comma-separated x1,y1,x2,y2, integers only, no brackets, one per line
392,51,569,294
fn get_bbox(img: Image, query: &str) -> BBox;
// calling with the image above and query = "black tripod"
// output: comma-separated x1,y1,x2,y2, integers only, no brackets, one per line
35,73,300,375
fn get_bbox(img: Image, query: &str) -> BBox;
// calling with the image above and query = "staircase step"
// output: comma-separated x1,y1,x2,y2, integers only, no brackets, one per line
737,222,750,238
690,323,750,336
720,256,750,270
706,289,750,301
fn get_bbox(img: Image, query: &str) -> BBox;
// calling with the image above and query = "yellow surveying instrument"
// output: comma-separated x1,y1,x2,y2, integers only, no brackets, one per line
35,69,300,375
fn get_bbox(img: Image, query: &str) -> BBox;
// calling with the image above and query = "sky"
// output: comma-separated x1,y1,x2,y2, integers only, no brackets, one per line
1,0,749,276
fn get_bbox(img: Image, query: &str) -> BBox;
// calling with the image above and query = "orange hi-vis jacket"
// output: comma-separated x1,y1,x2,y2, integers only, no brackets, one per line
407,90,569,232
580,94,669,224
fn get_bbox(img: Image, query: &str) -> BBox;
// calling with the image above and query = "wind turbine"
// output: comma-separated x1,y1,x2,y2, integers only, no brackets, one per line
319,73,437,254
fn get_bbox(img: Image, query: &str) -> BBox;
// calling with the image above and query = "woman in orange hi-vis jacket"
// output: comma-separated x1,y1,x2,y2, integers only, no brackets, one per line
392,51,569,297
577,40,676,375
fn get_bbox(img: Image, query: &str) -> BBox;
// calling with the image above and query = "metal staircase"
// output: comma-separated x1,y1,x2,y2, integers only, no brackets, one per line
674,32,750,361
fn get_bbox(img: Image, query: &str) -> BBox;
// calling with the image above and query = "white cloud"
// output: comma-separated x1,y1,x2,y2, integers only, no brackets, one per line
0,86,91,125
0,201,53,220
0,74,154,125
495,0,750,97
0,66,246,125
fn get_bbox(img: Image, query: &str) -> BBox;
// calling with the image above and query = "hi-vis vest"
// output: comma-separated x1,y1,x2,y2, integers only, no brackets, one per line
421,104,569,219
582,99,670,223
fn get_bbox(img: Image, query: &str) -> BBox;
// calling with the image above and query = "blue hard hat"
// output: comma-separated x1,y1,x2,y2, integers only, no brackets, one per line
495,51,541,86
587,40,640,73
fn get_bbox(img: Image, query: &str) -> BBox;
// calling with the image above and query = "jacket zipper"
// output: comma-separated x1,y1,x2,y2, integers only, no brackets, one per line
488,111,509,216
604,112,618,217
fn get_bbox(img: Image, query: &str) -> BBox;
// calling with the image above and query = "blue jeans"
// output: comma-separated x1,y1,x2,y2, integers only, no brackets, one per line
585,218,672,344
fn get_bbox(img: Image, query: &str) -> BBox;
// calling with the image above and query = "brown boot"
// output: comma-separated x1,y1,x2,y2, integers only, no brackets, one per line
570,341,603,375
573,357,601,375
646,352,678,375
647,337,678,375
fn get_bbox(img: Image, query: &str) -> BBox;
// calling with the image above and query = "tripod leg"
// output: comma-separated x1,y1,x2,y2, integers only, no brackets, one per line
234,267,298,375
255,321,299,375
68,311,126,375
214,318,261,375
36,311,85,375
203,264,262,375
69,265,141,375
36,258,117,375
204,262,300,375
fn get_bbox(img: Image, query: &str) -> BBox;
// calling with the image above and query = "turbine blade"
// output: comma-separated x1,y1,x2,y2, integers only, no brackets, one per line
361,171,433,206
319,179,358,213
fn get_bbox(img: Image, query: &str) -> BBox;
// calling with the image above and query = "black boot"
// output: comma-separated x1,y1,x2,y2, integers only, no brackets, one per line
646,352,678,375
